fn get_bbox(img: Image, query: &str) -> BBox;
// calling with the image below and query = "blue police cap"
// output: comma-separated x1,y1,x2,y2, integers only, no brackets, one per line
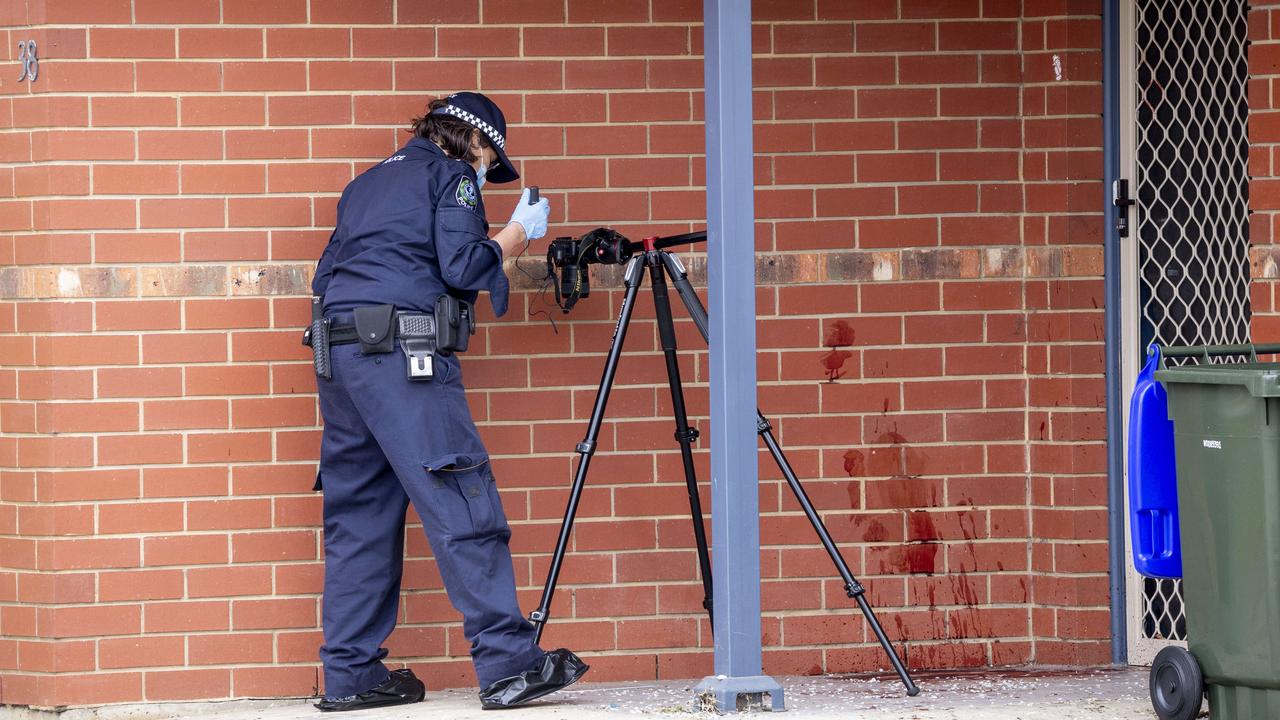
431,92,519,184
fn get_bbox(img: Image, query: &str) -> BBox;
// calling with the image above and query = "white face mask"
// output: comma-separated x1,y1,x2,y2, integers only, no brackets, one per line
476,162,488,188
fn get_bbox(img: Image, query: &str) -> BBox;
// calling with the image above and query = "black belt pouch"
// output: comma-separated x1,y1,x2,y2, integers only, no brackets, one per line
435,295,473,355
353,304,396,354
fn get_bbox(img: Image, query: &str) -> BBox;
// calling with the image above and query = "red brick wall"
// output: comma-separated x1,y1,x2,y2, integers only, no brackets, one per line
0,0,1109,708
1252,2,1280,330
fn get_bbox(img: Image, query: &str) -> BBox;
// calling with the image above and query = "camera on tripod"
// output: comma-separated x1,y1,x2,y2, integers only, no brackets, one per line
544,227,632,312
544,227,710,313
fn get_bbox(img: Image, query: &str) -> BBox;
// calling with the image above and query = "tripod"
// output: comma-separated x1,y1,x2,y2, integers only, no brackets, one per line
528,232,920,696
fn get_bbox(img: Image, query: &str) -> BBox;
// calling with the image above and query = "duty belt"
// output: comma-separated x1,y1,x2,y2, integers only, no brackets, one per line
305,305,440,381
305,298,473,382
326,315,434,346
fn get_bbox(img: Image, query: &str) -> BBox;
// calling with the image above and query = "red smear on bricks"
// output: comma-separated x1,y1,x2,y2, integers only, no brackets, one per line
905,543,940,575
820,319,857,381
841,449,865,477
908,511,939,542
821,348,853,382
860,519,888,543
824,318,856,346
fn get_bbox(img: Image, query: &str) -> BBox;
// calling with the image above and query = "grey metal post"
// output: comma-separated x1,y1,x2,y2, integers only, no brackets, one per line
693,0,784,712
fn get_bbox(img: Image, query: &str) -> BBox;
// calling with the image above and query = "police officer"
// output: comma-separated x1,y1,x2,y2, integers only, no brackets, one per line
310,92,588,711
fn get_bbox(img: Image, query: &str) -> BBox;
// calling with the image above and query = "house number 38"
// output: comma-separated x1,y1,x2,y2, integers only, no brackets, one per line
17,40,37,83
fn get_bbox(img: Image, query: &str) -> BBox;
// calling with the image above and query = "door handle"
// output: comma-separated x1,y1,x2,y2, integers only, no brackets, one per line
1113,179,1135,238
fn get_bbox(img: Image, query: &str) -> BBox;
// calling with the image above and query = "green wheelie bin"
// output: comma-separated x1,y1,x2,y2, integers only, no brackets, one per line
1151,344,1280,720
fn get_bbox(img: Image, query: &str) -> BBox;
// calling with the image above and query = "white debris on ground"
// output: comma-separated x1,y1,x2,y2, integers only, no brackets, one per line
37,668,1164,720
574,668,1159,719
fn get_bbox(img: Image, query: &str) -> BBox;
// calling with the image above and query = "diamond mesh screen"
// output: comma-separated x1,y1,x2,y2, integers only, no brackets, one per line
1134,0,1252,643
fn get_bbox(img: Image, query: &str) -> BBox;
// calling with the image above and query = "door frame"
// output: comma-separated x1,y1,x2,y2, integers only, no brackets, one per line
1103,0,1128,667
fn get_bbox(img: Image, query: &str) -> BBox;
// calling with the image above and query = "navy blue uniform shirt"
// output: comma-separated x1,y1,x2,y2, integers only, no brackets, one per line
313,137,510,317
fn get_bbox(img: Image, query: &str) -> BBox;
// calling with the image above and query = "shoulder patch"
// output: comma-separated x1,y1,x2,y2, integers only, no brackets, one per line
455,176,478,209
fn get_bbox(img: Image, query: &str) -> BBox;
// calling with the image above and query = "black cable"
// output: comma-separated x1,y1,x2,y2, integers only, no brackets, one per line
511,239,561,334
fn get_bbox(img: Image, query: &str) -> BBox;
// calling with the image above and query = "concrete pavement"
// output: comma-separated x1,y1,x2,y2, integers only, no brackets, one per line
7,667,1169,720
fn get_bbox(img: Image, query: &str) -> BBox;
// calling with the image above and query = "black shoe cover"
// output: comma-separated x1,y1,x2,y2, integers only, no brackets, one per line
478,648,590,710
314,668,426,712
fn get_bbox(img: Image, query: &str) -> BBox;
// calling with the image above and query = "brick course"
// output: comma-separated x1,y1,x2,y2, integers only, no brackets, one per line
1,0,1111,708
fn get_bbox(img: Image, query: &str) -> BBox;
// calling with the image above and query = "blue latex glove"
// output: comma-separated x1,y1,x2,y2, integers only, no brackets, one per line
508,188,550,242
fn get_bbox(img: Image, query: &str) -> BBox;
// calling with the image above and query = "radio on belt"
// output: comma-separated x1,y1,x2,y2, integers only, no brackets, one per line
399,313,437,380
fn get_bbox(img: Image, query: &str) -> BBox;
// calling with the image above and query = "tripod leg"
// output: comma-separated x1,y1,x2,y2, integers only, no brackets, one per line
660,252,709,341
529,256,646,643
759,414,920,696
648,257,715,628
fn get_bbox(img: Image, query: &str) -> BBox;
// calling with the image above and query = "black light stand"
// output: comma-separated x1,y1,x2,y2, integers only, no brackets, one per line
528,231,920,696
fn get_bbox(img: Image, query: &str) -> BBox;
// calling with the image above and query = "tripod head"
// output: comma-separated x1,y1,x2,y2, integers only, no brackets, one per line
545,228,706,312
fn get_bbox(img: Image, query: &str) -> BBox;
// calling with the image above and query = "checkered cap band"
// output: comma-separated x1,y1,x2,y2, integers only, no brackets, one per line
433,104,506,150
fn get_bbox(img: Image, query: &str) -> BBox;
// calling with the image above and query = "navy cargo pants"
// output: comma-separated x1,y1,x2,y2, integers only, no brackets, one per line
316,341,543,697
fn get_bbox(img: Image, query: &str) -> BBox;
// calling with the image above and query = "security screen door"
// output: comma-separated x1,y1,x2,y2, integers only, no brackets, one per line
1118,0,1252,663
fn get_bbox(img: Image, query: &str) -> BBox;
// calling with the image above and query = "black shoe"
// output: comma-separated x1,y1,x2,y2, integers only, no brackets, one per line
315,668,426,712
478,649,589,710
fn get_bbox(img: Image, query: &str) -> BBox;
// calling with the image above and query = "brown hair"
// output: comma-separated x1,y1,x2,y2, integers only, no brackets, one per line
410,98,489,163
